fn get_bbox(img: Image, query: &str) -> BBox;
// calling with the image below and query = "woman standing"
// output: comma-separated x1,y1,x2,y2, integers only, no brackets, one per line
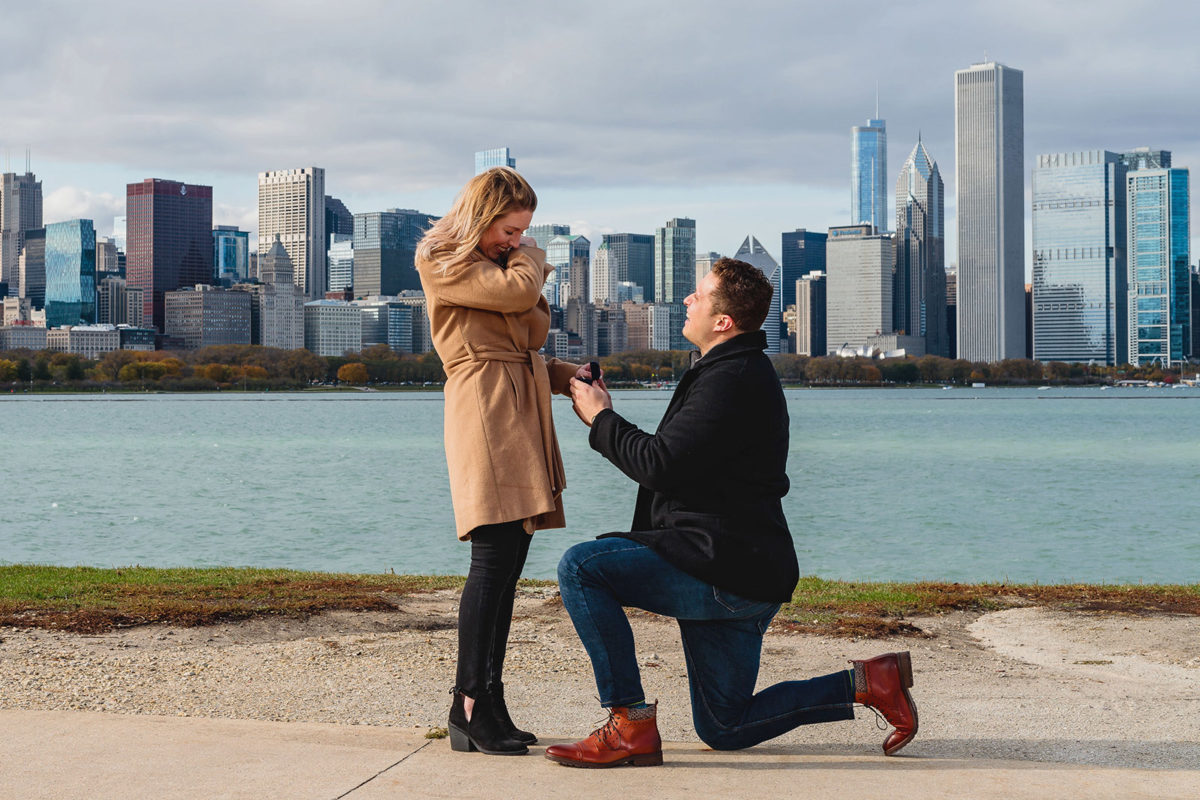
416,168,585,756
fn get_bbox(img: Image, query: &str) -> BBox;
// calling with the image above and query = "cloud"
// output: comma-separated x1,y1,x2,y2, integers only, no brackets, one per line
43,187,125,235
5,0,1200,261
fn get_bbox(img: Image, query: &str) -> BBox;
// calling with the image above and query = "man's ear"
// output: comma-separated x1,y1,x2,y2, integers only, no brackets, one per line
714,315,734,332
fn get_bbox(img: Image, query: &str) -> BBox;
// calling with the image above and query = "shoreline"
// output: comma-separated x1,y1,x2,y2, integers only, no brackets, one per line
2,585,1198,772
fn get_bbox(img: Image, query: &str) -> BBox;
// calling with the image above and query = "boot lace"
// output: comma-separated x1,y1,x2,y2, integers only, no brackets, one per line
589,708,621,747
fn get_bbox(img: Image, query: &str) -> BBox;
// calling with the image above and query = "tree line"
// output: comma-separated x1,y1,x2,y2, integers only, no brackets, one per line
0,344,1190,392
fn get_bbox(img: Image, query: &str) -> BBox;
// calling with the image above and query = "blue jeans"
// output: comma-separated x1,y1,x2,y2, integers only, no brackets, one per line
557,538,855,750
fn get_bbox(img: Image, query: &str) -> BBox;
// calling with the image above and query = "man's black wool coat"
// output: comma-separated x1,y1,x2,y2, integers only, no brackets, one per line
588,330,799,603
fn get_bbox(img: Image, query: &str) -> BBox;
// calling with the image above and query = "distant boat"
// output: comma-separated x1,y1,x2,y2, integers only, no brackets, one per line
972,382,986,388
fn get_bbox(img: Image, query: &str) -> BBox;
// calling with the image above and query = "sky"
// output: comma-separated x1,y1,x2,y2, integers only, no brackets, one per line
5,0,1199,278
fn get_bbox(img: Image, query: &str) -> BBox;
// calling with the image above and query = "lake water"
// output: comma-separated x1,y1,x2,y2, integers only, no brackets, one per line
2,387,1198,584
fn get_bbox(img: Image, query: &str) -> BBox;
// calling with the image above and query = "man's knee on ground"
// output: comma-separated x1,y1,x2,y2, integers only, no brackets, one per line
695,721,747,752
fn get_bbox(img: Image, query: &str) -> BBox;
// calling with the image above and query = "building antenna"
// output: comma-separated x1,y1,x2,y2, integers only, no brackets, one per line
25,146,31,173
875,82,879,119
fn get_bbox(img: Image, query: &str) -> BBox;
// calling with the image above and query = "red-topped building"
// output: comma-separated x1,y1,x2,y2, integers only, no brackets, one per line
126,179,213,332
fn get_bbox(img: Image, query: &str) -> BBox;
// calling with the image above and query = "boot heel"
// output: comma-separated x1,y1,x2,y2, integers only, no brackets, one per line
448,724,476,752
631,751,664,767
896,651,914,688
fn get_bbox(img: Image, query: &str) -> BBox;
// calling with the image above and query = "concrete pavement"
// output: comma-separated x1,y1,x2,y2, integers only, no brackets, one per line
2,710,1197,800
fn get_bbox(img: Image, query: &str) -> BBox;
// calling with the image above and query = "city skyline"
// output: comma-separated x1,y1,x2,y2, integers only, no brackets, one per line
4,1,1198,275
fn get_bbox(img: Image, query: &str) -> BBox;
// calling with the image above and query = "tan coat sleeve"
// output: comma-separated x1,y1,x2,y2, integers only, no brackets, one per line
545,357,582,395
421,246,550,313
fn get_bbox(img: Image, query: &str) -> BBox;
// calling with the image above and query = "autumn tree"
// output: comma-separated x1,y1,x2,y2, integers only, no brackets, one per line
337,362,369,384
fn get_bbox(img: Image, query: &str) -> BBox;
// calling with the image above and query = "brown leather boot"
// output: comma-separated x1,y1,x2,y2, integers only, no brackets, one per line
544,704,663,768
851,651,918,755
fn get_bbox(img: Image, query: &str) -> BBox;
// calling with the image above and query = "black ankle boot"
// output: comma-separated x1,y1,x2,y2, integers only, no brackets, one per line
447,689,528,756
490,681,537,745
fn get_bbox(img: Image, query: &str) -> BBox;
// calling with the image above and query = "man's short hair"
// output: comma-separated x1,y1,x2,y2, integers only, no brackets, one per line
710,258,773,332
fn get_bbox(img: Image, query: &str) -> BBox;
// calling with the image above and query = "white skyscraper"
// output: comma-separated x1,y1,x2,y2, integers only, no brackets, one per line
258,167,327,299
955,61,1025,361
826,224,894,354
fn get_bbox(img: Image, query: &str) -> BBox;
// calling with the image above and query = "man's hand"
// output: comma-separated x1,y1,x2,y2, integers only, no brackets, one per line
569,376,612,428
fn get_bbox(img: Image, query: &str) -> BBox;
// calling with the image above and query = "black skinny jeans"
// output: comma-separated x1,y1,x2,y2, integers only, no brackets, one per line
455,520,532,697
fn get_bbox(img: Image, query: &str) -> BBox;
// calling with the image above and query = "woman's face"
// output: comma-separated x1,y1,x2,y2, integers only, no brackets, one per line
478,208,533,263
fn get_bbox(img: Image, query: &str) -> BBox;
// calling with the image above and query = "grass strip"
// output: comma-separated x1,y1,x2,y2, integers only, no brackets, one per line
1,565,1196,637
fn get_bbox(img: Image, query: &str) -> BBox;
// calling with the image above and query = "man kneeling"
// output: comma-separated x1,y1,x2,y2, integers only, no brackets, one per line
550,258,917,768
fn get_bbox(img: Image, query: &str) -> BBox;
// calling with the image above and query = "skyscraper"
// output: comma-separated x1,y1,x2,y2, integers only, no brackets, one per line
1031,150,1127,365
327,234,354,293
591,242,615,304
475,148,516,174
352,208,438,297
258,167,326,299
528,224,570,250
213,226,250,285
601,233,655,300
654,218,696,303
1124,150,1190,366
780,229,827,311
44,219,96,329
324,196,353,249
255,233,305,349
733,236,783,355
793,272,827,357
546,234,590,305
955,61,1025,361
1,170,43,296
826,224,894,354
126,178,214,332
851,118,887,231
895,137,948,357
17,228,45,308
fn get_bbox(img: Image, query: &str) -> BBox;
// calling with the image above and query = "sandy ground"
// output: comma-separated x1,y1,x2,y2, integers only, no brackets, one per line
2,587,1198,770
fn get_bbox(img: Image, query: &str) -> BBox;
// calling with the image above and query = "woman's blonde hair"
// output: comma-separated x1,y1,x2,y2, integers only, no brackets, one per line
417,167,537,271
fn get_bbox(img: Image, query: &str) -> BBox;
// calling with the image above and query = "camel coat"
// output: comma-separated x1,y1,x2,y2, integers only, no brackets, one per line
416,245,578,540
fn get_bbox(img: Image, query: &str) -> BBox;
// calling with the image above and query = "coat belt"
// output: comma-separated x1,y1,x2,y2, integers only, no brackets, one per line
450,344,564,497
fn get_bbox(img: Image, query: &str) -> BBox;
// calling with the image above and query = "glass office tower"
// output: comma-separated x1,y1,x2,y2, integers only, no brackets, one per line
780,229,827,311
601,233,655,301
352,209,439,296
127,178,214,332
213,226,250,285
654,218,696,303
1127,163,1190,366
895,138,948,357
851,118,887,232
1031,150,1127,365
475,148,516,175
44,219,96,328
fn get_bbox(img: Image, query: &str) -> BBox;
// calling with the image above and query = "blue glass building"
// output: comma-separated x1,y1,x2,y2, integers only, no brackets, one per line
1126,161,1190,366
353,209,439,296
601,233,655,301
212,225,250,286
780,229,827,311
474,148,516,175
1031,150,1127,364
851,118,887,232
44,219,96,328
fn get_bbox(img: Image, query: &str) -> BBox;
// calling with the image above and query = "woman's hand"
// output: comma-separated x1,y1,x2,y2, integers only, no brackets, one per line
573,363,600,383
